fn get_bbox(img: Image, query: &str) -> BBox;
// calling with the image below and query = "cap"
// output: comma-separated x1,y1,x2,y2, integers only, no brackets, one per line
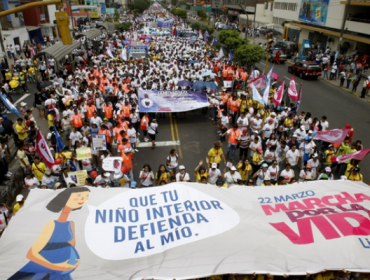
268,118,274,122
25,170,32,175
325,167,332,172
328,144,333,148
230,166,237,171
179,165,185,170
304,136,311,141
63,111,68,116
257,147,263,153
20,102,27,107
104,172,111,177
211,93,215,97
256,113,261,117
321,174,328,179
264,176,271,181
211,163,217,168
262,163,268,168
253,130,258,134
313,153,318,158
345,124,351,128
103,118,108,121
340,175,347,180
100,179,106,184
16,194,24,202
292,134,298,138
306,163,312,168
45,169,51,175
301,125,305,130
271,112,276,116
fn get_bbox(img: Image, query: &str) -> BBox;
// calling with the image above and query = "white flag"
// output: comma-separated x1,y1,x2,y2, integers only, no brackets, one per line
217,48,224,60
107,49,114,59
262,78,271,105
199,30,203,40
121,48,127,61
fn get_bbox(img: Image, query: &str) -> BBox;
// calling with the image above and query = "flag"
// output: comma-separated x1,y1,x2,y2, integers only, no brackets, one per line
250,75,266,89
54,124,64,153
217,48,224,60
251,83,266,106
214,38,218,44
266,65,274,81
262,77,271,105
313,128,351,143
176,29,179,37
228,50,233,63
35,131,55,169
250,67,255,80
287,76,299,101
331,148,370,164
204,30,209,41
211,37,214,46
121,47,127,61
107,49,114,59
173,26,177,36
199,30,203,40
273,81,285,107
193,28,197,33
0,93,21,117
296,85,303,111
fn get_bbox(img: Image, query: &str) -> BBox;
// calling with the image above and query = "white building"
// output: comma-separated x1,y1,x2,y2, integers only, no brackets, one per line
273,0,370,54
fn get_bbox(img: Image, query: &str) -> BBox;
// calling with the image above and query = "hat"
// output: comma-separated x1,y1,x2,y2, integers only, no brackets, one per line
20,102,27,107
230,166,237,171
313,153,318,158
304,136,311,141
325,167,332,172
25,170,32,175
306,163,312,168
68,75,73,80
292,134,298,138
268,118,274,122
100,179,106,184
345,124,351,128
2,115,7,119
308,130,313,134
262,163,268,168
211,163,217,169
103,118,108,121
179,165,185,170
300,125,305,130
264,176,271,181
45,169,51,175
257,147,263,153
211,93,215,97
340,175,347,180
63,111,68,116
271,112,276,116
104,172,111,177
256,113,261,117
16,194,24,202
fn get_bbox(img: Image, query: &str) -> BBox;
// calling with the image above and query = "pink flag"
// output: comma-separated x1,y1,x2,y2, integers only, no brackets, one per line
273,81,285,107
313,128,350,143
331,148,370,164
35,131,55,169
287,76,298,101
250,75,266,89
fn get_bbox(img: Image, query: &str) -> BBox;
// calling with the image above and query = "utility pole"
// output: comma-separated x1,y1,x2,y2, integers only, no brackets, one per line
336,0,351,54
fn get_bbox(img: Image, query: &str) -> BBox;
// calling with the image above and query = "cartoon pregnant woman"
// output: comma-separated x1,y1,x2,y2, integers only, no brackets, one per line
9,187,90,280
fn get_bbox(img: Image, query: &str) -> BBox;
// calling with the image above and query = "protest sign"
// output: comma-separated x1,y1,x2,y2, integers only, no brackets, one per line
76,147,92,160
92,134,107,151
67,170,88,186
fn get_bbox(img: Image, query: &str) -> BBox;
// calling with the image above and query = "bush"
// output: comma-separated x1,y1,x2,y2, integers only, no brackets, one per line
201,26,214,35
235,44,265,67
191,22,200,30
171,8,187,19
115,22,132,31
218,30,240,45
128,0,150,13
197,10,207,20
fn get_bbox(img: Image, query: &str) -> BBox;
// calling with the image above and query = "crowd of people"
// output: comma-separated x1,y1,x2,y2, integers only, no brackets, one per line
0,5,367,233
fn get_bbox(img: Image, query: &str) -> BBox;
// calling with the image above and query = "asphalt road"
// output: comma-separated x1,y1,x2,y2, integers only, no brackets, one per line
5,57,370,184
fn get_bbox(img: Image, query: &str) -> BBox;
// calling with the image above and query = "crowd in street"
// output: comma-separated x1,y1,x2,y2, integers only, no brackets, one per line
0,6,367,234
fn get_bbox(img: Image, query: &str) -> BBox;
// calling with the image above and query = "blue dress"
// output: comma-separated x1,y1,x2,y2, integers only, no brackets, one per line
9,221,79,280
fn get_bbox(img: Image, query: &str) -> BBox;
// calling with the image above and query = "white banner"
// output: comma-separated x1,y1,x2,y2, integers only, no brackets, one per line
2,181,370,279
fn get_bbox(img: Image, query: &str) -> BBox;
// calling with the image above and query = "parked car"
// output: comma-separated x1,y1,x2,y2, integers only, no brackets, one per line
274,41,298,57
288,61,322,79
268,48,287,64
260,28,282,37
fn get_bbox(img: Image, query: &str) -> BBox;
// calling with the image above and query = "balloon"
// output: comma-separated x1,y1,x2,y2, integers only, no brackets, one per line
54,158,63,165
90,171,98,179
121,165,127,174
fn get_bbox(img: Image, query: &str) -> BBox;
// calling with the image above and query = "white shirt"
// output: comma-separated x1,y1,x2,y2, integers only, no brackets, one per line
176,172,190,182
224,171,241,186
25,177,40,189
207,168,221,184
69,131,83,146
127,128,137,143
139,171,154,186
286,149,300,166
262,124,274,138
90,116,103,127
320,120,329,131
267,165,279,180
281,169,295,179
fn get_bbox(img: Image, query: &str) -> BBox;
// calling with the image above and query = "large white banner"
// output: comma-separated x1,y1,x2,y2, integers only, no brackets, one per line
2,181,370,279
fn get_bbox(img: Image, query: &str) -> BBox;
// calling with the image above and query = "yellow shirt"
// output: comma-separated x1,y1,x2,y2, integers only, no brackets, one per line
15,123,28,140
13,203,23,215
155,172,171,183
208,148,223,164
17,149,29,168
314,273,334,280
324,149,335,165
284,118,294,128
194,170,209,183
238,99,247,113
32,162,47,181
55,151,73,164
253,153,263,165
237,163,252,181
48,114,55,127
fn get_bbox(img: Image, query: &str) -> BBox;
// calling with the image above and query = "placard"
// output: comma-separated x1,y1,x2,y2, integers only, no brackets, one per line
67,170,88,186
76,147,92,160
92,134,107,151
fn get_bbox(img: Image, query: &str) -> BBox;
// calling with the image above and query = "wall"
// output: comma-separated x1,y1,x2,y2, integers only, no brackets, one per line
324,2,344,29
7,1,24,28
272,0,300,22
345,21,370,36
44,0,57,24
22,1,47,27
3,26,30,46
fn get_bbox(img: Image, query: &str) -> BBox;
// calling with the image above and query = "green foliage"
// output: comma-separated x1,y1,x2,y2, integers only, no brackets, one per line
171,8,187,19
197,10,207,20
190,22,200,30
201,26,214,35
218,30,240,44
113,12,120,22
178,0,186,5
235,44,265,67
171,0,177,6
128,0,150,13
222,36,246,51
115,22,132,31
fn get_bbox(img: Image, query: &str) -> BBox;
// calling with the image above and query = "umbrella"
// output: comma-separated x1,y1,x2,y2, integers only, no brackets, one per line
178,80,192,87
192,81,206,90
202,71,216,77
271,73,279,80
183,54,191,58
205,82,218,90
188,60,198,64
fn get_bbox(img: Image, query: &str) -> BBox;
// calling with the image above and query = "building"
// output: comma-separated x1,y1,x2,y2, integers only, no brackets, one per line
217,0,266,22
273,0,370,54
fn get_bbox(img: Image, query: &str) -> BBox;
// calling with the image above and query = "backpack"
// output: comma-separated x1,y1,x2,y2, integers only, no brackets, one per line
50,132,57,145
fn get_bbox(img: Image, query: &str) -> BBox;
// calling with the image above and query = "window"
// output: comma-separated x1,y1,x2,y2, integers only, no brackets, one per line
274,2,297,11
270,3,273,11
265,2,268,9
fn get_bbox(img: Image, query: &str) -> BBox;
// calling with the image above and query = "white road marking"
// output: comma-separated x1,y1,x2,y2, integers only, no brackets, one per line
260,62,266,66
137,141,180,148
14,94,30,105
284,76,291,80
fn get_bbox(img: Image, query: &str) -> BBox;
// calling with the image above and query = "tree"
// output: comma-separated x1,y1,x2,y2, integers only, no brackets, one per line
218,30,240,45
223,36,246,51
197,10,207,20
128,0,150,13
114,22,132,32
235,44,265,67
190,22,200,30
171,0,177,6
171,8,187,19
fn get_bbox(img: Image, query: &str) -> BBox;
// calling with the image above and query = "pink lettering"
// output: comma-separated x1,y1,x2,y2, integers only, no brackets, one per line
327,212,370,236
302,198,326,209
334,192,357,204
261,203,288,216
